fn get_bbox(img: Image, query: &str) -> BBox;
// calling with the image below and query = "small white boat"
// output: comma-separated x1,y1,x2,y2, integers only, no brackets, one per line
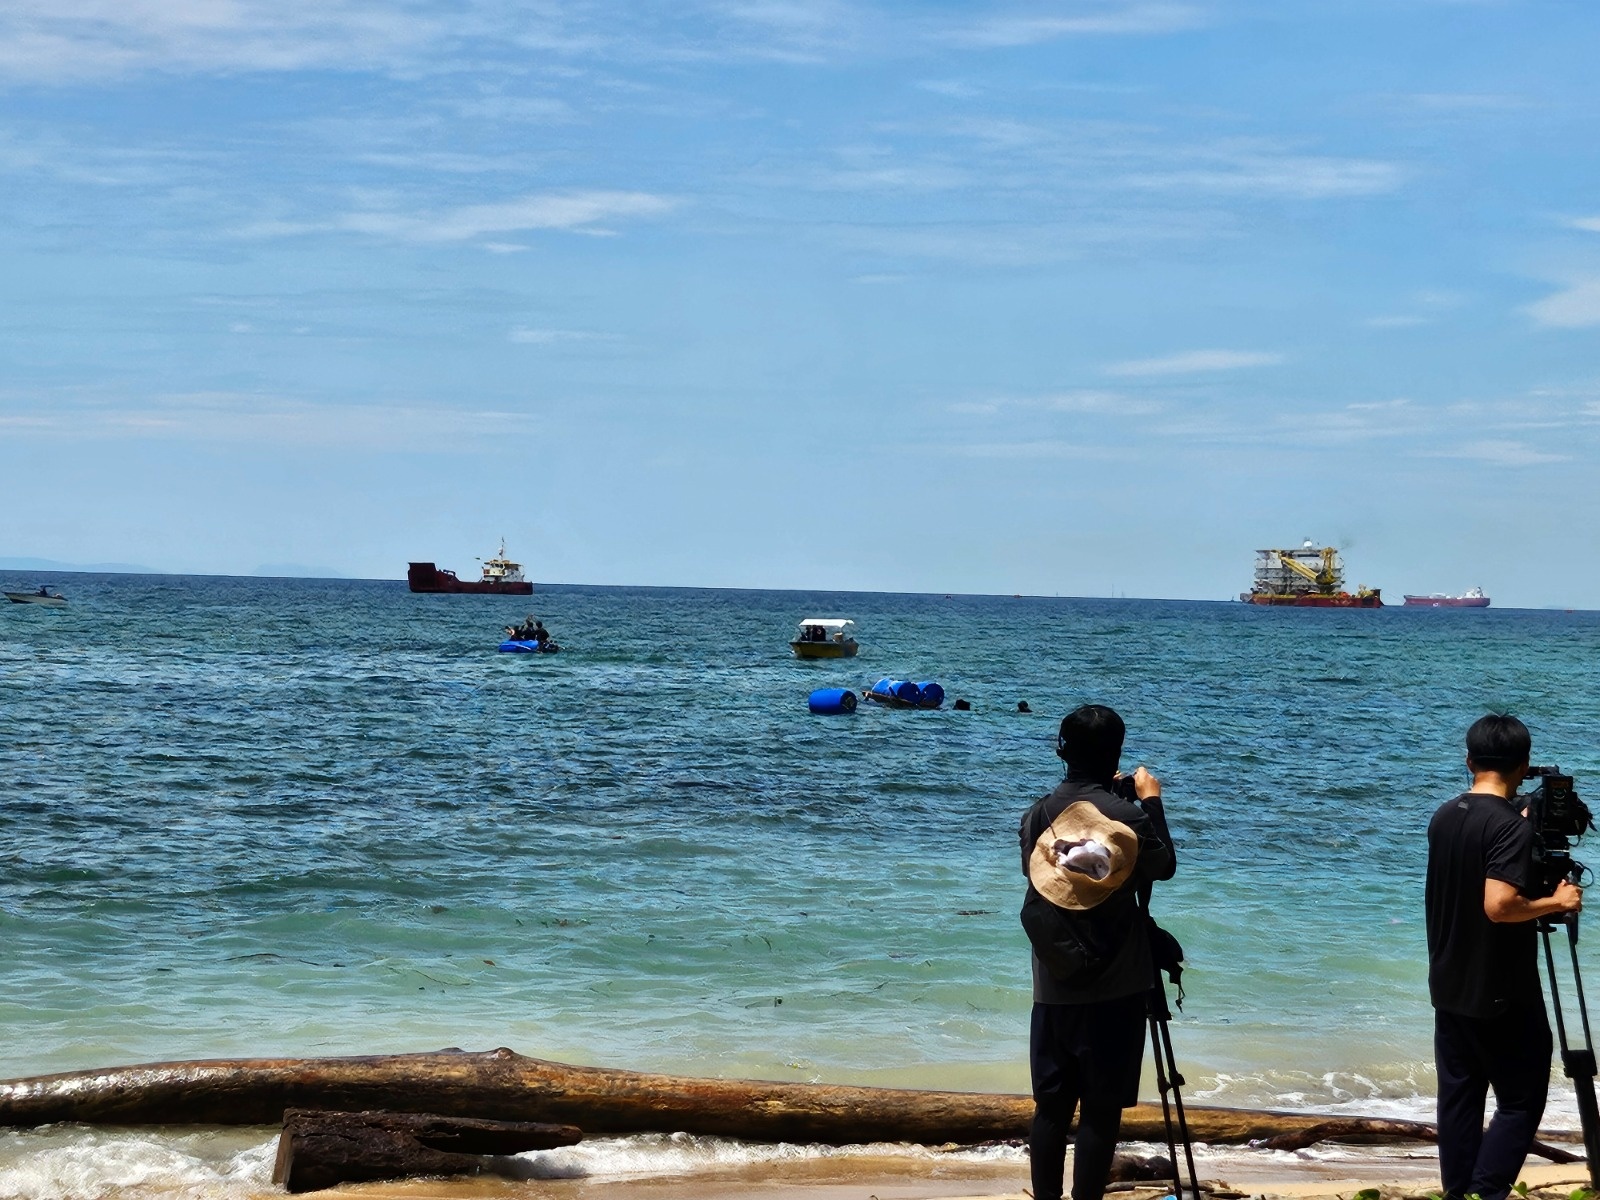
6,588,67,607
790,618,859,659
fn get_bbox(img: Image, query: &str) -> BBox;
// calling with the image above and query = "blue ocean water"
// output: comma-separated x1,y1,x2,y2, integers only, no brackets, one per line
3,574,1600,1191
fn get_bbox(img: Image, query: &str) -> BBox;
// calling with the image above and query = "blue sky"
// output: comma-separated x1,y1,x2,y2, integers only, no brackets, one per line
3,1,1599,604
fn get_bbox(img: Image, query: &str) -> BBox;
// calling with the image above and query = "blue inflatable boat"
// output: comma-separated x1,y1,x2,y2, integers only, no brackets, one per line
498,639,561,654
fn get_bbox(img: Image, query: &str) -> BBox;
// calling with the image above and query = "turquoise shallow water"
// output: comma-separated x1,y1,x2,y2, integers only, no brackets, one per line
4,575,1600,1169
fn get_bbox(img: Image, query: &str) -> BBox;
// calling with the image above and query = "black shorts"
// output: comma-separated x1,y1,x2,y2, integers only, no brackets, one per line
1030,996,1149,1110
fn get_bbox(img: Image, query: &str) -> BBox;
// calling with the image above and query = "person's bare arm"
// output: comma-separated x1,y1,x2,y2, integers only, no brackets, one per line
1484,878,1582,923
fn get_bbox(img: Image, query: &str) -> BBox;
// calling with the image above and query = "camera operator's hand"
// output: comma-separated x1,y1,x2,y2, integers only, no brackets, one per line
1486,877,1583,923
1130,766,1161,801
1554,880,1584,915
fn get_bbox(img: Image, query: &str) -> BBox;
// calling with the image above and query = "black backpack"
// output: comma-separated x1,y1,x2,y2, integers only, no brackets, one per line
1019,885,1137,986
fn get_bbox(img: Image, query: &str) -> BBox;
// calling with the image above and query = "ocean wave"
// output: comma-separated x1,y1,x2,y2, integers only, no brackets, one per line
0,1129,275,1200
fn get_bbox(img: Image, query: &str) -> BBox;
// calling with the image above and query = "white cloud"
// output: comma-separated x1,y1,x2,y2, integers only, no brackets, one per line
508,328,616,345
949,389,1158,417
1364,315,1430,329
238,190,676,243
1127,155,1403,199
947,4,1206,47
946,439,1090,459
0,0,450,83
806,162,971,192
1104,349,1284,377
1423,441,1569,467
1525,279,1600,329
1568,217,1600,234
0,391,526,449
916,79,982,99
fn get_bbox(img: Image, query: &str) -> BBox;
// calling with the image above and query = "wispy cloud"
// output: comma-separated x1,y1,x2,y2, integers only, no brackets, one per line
948,389,1159,417
1525,278,1600,329
1423,440,1570,467
1364,315,1430,329
943,439,1092,459
0,0,450,83
508,328,618,346
1104,349,1284,377
238,190,676,243
1127,153,1403,199
945,4,1207,47
0,391,526,449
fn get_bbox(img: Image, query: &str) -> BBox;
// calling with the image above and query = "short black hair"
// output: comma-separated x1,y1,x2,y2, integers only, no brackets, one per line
1466,713,1531,775
1057,704,1125,781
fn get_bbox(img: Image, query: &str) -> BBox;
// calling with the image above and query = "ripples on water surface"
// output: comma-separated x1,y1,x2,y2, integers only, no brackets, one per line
4,575,1600,1121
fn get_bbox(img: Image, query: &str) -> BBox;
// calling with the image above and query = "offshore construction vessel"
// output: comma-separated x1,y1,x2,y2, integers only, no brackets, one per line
1241,540,1383,607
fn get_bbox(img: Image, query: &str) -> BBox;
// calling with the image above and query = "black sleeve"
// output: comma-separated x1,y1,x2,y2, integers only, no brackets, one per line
1019,800,1044,877
1485,810,1534,894
1134,795,1176,882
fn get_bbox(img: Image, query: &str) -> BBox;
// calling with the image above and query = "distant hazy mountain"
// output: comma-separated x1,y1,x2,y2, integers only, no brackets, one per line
0,556,160,574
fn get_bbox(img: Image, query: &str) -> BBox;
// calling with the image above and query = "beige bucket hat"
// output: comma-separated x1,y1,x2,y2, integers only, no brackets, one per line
1027,800,1139,911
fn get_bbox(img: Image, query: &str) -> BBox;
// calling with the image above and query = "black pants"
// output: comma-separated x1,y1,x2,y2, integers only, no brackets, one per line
1434,1003,1552,1200
1030,997,1148,1200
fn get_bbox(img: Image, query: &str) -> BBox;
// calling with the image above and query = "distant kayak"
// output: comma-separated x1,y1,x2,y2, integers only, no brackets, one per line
498,639,560,654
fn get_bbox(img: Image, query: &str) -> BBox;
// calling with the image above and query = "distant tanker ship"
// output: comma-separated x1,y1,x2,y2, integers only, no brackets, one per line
1241,540,1382,608
1403,587,1490,608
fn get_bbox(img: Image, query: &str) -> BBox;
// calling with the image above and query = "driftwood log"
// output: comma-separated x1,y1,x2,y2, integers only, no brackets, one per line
272,1109,582,1193
1254,1118,1582,1166
0,1047,1533,1155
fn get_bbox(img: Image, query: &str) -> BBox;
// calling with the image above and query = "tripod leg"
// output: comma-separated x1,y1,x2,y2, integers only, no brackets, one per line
1147,999,1182,1199
1156,1011,1202,1198
1560,923,1600,1192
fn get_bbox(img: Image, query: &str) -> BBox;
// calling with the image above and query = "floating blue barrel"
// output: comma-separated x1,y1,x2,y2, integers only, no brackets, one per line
915,682,945,709
809,687,857,715
868,679,922,706
499,640,539,653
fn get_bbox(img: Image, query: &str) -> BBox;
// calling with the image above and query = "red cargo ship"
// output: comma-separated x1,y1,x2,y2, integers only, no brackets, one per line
408,540,533,595
1402,588,1489,608
1240,541,1383,608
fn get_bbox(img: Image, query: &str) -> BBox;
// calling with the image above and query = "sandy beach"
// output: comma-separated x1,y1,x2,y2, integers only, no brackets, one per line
233,1140,1593,1200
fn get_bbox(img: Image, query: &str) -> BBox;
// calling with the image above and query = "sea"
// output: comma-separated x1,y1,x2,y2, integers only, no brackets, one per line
4,574,1600,1198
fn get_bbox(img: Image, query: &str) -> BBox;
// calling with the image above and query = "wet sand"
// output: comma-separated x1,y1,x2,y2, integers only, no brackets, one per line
260,1147,1594,1200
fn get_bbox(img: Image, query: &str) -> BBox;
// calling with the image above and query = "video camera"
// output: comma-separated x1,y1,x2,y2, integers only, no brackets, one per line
1523,766,1594,897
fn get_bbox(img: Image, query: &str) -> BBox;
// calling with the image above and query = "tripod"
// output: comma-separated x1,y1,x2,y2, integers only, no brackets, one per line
1136,889,1201,1200
1538,912,1600,1191
1145,970,1201,1200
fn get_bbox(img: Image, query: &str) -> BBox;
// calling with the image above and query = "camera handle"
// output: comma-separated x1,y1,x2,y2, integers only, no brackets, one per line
1539,913,1600,1190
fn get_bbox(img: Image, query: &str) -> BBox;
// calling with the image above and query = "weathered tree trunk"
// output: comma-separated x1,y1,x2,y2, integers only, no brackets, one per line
1254,1118,1582,1165
0,1048,1451,1149
272,1109,582,1194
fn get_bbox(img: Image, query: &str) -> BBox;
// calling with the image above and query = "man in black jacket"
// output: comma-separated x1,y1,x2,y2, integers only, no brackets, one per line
1019,704,1176,1200
1427,713,1582,1200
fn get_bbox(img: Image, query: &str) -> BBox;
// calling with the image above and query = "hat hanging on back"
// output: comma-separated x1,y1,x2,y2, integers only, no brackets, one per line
1028,801,1139,911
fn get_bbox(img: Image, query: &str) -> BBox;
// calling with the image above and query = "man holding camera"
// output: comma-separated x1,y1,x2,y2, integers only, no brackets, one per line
1427,713,1584,1200
1019,704,1176,1200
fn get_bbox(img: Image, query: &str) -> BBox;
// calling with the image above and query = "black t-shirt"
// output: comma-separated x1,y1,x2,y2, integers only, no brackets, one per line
1425,791,1541,1018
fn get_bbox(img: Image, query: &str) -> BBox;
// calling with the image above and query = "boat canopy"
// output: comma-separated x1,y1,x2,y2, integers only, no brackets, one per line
797,618,854,629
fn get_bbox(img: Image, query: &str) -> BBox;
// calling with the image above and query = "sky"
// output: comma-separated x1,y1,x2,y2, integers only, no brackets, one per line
2,1,1599,605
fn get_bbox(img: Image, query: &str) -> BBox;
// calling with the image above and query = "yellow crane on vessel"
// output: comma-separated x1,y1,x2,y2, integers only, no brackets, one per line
1271,546,1339,592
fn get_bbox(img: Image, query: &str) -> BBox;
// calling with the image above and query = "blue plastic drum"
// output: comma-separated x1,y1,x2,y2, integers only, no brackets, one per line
809,687,858,715
915,682,945,709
